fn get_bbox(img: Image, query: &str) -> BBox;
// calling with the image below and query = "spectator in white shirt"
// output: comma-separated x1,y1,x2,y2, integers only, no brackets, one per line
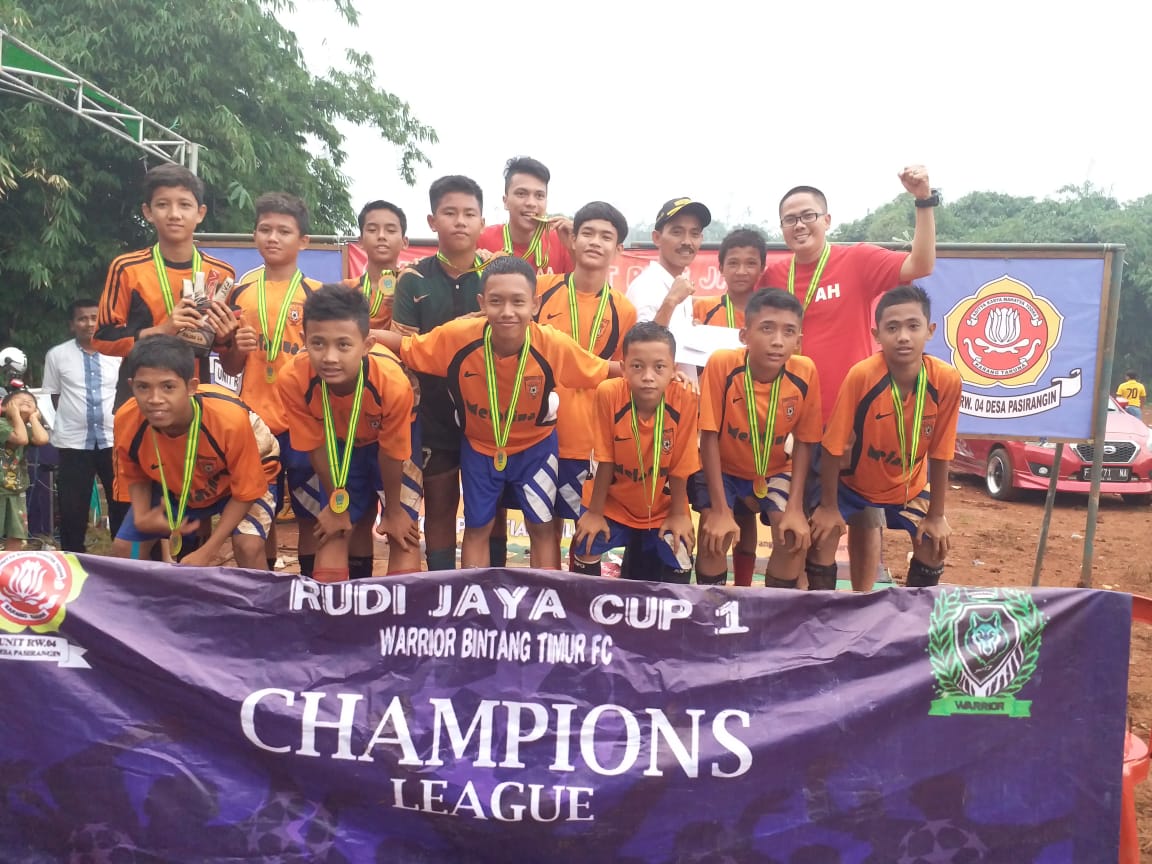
41,299,125,551
625,198,711,381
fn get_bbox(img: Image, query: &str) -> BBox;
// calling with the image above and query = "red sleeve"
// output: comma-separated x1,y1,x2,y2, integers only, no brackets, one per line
852,244,910,299
822,365,864,457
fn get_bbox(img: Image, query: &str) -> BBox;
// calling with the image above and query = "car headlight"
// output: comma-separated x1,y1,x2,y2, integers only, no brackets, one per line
1027,440,1057,449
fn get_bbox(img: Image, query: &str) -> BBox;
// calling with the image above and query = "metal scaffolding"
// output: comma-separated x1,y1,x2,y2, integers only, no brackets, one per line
0,28,199,171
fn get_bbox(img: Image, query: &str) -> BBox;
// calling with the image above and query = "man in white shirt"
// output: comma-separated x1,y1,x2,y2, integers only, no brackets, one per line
626,197,711,381
42,299,124,551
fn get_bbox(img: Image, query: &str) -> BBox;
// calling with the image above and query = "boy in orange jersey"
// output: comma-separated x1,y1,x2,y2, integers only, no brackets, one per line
94,164,239,408
572,322,699,583
348,200,410,334
277,286,418,582
809,284,961,588
376,255,612,569
694,290,822,587
478,156,572,275
693,228,768,331
691,227,771,584
220,192,322,571
110,336,280,569
535,201,637,561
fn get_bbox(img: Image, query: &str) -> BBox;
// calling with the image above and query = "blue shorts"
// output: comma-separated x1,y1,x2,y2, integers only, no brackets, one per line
574,517,693,574
688,469,792,516
835,482,931,537
289,442,384,525
116,485,276,542
461,432,558,528
554,457,592,522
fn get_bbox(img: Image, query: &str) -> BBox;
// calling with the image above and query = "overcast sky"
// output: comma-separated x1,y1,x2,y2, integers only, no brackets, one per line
280,0,1149,239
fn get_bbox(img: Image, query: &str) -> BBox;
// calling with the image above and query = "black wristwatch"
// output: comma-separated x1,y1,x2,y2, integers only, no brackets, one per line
915,188,942,208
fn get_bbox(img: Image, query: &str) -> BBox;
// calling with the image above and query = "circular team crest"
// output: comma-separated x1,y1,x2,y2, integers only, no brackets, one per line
0,551,87,634
943,276,1062,388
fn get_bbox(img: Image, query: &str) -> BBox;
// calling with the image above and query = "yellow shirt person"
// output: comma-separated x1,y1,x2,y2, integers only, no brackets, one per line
1118,371,1146,418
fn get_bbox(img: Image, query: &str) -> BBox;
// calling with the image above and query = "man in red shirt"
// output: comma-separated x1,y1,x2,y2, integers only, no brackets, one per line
477,156,572,275
759,166,938,590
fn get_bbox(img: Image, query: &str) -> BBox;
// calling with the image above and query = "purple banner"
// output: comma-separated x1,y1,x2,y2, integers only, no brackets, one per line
0,552,1130,862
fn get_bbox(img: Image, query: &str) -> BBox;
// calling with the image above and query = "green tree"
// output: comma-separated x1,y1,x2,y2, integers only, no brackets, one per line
0,0,435,375
834,185,1152,386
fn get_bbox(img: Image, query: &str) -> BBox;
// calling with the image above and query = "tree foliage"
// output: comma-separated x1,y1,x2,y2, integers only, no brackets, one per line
0,0,435,375
834,184,1152,386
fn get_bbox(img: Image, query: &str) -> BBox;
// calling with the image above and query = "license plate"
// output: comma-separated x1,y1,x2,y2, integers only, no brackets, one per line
1081,466,1130,481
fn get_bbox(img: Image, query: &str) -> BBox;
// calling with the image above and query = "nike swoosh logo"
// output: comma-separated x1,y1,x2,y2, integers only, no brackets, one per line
874,412,894,421
464,371,479,378
614,434,630,441
412,294,429,303
546,311,564,320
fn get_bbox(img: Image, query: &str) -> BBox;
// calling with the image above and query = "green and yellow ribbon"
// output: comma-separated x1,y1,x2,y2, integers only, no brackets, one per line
744,357,783,488
503,222,547,270
152,397,202,555
321,363,365,510
152,244,203,315
484,325,532,470
630,396,667,513
566,274,611,352
360,270,397,319
256,268,303,364
891,364,928,503
786,242,831,310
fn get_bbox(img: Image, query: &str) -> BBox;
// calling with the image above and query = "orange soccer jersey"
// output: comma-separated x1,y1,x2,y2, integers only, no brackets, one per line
227,269,321,434
823,353,962,504
399,318,609,457
536,274,637,461
94,247,236,357
114,387,279,509
693,295,745,329
586,377,701,529
277,348,414,462
699,350,823,479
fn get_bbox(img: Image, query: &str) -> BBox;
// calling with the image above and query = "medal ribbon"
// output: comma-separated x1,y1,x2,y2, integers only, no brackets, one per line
743,357,783,478
786,242,832,310
483,325,532,454
503,222,547,270
436,251,494,275
890,364,928,502
723,294,735,329
566,274,611,353
321,363,366,494
361,270,396,318
152,397,202,536
152,244,203,315
629,396,667,513
256,269,303,365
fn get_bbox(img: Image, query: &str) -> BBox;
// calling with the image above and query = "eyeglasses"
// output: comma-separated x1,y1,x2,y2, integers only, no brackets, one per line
780,210,825,228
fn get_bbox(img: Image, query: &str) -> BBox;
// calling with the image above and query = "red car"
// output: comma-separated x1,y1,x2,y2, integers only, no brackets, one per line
951,397,1152,504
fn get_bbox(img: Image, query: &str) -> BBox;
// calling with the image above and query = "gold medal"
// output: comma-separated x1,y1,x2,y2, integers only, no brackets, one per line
753,477,769,499
381,275,396,297
330,488,349,514
265,364,277,384
169,531,182,557
494,449,508,472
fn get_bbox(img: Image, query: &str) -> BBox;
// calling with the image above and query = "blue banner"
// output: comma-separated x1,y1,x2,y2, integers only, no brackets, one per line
922,255,1108,440
0,552,1129,861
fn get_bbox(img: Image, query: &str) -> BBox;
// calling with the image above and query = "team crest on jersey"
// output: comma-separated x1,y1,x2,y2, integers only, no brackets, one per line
782,397,797,419
198,459,217,475
944,276,1061,388
369,417,381,430
662,435,673,455
525,376,543,398
289,306,302,324
943,275,1082,419
0,552,87,635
